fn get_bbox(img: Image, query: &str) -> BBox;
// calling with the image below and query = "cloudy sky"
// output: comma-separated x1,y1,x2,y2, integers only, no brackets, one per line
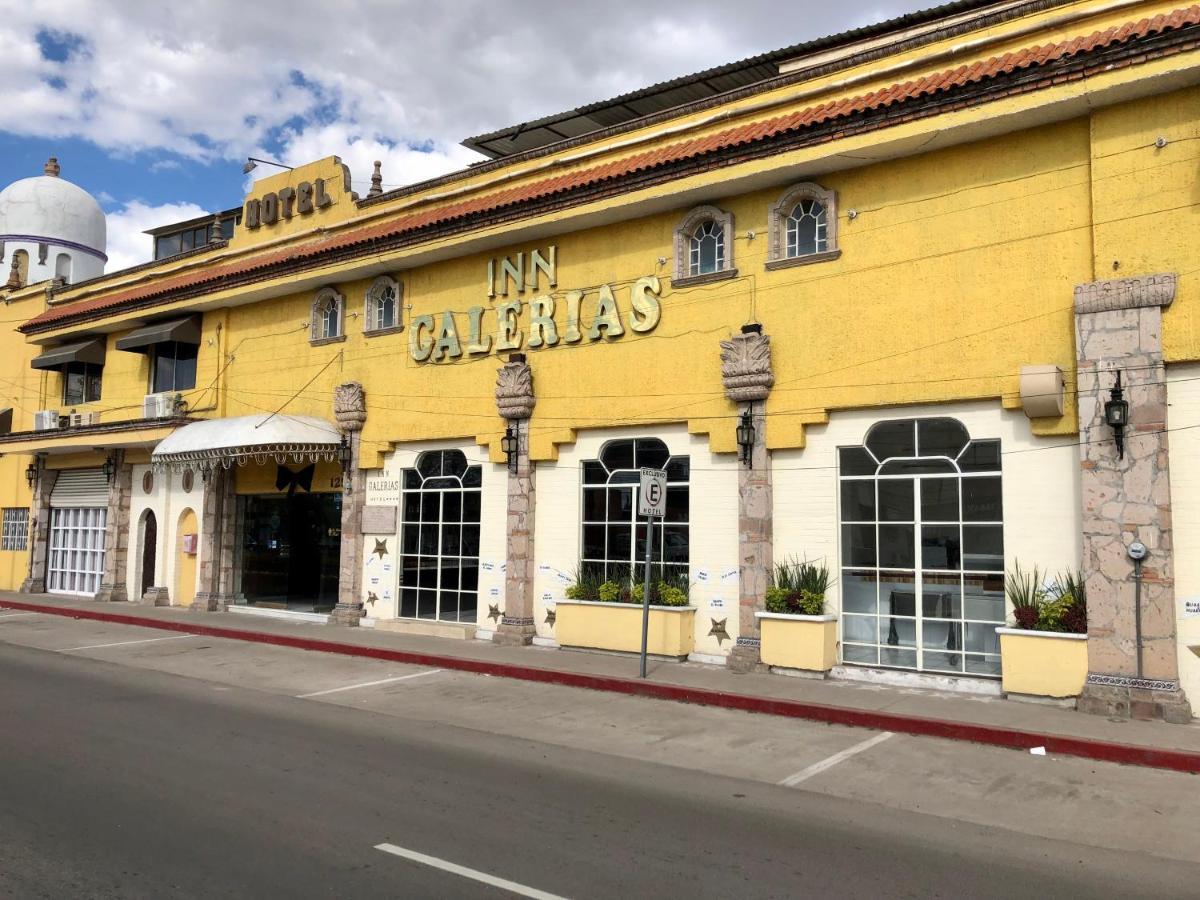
0,0,926,271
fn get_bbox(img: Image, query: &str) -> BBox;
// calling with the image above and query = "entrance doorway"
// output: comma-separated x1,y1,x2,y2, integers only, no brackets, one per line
240,492,341,612
140,510,157,597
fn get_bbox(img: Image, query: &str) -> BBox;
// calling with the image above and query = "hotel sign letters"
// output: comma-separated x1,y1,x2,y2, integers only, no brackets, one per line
409,245,662,363
244,178,335,229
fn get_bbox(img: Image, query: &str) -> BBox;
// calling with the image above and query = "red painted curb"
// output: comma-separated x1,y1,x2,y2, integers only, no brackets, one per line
4,598,1198,775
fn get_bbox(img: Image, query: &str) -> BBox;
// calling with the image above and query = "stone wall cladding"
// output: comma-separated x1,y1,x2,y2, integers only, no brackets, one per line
1074,273,1190,723
96,452,132,603
496,360,537,646
329,382,366,626
21,465,56,594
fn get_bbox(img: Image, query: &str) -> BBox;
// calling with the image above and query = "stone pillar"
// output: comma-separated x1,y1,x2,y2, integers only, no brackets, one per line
329,382,367,626
722,325,775,674
193,467,230,611
96,451,132,603
20,460,55,594
1074,274,1191,724
494,355,537,646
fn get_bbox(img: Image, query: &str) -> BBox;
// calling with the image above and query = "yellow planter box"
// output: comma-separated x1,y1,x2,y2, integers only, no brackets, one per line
997,627,1088,698
555,600,696,659
756,612,838,672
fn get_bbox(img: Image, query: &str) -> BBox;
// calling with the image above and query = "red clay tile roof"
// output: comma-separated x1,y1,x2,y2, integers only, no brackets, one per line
23,4,1200,333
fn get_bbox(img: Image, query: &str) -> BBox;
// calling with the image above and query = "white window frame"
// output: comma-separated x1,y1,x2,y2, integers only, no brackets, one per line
47,506,107,595
310,287,346,345
673,205,735,287
1,507,29,551
767,182,840,269
364,275,402,335
399,450,482,624
579,438,690,588
838,418,1004,678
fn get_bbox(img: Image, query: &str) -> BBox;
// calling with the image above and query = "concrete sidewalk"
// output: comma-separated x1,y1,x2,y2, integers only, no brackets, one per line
3,592,1198,772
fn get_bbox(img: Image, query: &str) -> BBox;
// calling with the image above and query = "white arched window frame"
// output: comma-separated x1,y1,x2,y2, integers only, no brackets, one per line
673,205,736,287
364,275,402,335
55,253,72,284
310,287,346,345
766,183,841,270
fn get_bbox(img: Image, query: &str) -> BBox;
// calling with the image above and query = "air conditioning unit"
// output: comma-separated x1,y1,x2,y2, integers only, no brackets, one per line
143,393,179,419
67,412,99,428
33,410,60,431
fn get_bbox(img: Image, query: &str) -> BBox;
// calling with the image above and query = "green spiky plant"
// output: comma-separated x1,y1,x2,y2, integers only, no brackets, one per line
766,556,831,616
1005,561,1046,630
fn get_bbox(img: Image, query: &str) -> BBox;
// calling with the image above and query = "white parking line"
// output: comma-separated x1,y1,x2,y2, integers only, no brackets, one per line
0,612,38,619
57,635,197,653
779,731,896,787
296,669,443,698
374,843,568,899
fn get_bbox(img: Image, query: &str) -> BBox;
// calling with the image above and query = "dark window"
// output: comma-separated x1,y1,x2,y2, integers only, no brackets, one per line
152,342,198,393
63,362,101,405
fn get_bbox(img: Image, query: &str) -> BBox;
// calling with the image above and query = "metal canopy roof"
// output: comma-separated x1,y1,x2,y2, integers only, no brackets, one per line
461,0,1026,160
151,414,342,470
31,339,106,371
115,315,202,353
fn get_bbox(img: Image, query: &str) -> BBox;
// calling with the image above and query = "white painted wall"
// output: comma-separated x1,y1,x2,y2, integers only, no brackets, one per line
126,464,204,604
532,424,740,655
773,400,1081,626
363,438,505,625
1165,364,1200,707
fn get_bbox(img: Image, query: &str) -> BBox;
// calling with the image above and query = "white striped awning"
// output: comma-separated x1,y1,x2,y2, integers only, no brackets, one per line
151,414,343,471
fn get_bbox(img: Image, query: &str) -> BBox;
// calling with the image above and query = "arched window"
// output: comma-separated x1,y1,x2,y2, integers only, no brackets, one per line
55,253,72,284
364,275,401,334
673,205,735,286
767,183,840,269
581,438,690,587
310,287,345,344
838,417,1004,677
12,249,29,286
400,449,482,623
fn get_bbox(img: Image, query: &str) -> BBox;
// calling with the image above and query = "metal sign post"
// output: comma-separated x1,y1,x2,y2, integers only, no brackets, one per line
638,467,667,679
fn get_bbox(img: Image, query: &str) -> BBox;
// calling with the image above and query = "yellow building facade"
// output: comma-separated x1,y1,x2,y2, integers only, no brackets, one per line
1,0,1197,721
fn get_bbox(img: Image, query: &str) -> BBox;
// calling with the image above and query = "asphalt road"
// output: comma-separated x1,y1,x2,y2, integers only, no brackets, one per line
0,642,1197,899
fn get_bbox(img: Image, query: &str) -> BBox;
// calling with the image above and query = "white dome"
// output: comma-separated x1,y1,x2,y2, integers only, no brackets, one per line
0,162,106,260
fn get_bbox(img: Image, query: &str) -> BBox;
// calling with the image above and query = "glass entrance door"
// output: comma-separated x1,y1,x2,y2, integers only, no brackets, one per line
839,418,1006,677
239,492,342,611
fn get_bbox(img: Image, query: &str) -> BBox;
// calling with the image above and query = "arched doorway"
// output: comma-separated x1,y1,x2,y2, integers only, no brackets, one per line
140,510,158,598
176,508,197,608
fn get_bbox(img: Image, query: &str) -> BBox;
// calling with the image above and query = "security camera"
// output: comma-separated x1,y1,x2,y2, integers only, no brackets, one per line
1127,542,1148,561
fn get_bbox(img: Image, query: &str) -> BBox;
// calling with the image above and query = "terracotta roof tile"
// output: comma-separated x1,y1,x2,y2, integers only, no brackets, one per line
24,4,1200,332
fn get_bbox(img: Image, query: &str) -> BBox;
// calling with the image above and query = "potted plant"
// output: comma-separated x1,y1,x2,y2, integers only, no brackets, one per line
756,557,838,673
556,565,696,659
996,562,1088,699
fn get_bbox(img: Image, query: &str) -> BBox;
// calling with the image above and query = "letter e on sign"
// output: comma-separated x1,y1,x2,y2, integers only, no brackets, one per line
638,467,667,518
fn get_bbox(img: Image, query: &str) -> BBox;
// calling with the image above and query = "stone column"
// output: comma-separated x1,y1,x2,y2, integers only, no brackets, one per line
329,382,367,626
494,355,537,646
1074,274,1191,723
20,460,55,594
96,451,132,603
192,466,230,611
722,325,775,674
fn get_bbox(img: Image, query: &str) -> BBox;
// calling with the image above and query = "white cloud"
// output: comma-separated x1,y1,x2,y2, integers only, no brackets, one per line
103,199,208,272
0,0,918,187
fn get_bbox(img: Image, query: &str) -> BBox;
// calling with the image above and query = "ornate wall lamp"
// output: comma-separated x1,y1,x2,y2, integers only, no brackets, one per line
101,452,116,484
736,408,756,468
501,424,519,474
24,460,38,490
1105,370,1130,459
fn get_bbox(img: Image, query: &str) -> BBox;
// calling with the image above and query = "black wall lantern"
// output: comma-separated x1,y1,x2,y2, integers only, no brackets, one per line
24,460,37,490
736,408,756,468
101,453,116,484
1105,370,1130,460
501,424,519,473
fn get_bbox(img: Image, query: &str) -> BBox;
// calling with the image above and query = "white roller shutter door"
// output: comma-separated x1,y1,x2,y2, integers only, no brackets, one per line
49,468,109,508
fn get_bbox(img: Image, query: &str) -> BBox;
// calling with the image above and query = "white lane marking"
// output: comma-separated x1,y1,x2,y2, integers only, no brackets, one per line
57,635,197,653
296,669,443,698
0,612,39,619
779,731,896,787
374,843,568,900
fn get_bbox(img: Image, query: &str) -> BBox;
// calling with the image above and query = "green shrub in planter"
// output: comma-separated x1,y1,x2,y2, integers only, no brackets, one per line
598,581,621,603
631,581,690,607
766,557,831,616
